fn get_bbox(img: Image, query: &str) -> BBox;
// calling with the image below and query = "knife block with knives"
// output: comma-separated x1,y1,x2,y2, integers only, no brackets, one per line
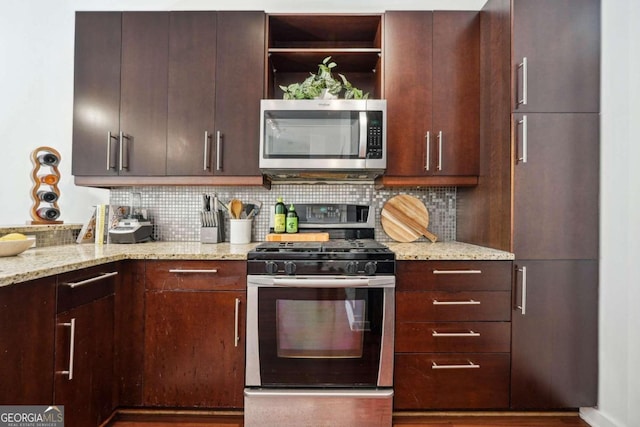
201,193,224,243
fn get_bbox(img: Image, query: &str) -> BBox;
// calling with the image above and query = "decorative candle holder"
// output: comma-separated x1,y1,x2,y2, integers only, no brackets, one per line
30,146,63,224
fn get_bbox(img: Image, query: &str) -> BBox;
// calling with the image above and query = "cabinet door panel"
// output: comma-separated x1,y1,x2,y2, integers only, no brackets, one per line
167,12,217,175
0,278,56,404
72,12,121,176
513,113,599,259
432,12,480,176
397,260,512,292
120,12,169,176
397,291,511,322
512,0,600,112
384,11,432,176
396,321,510,353
144,291,245,408
511,260,598,408
213,12,264,176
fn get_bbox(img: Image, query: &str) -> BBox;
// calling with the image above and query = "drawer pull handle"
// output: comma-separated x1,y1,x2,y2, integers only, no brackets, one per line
57,318,76,380
432,361,480,370
432,269,482,275
168,269,219,274
432,299,480,306
63,271,118,288
432,330,480,337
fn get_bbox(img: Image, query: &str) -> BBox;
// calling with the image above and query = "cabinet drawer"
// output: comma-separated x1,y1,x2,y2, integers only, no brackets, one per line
57,263,119,313
396,322,510,353
397,291,511,321
397,261,512,291
145,260,246,291
394,353,510,409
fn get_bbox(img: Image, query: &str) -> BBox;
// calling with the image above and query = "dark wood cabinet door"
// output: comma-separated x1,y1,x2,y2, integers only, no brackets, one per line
0,278,56,404
72,12,121,176
513,113,599,260
144,291,245,408
432,12,480,176
119,12,169,176
384,11,432,176
512,0,600,113
54,296,114,427
213,12,265,176
166,12,217,176
511,260,598,408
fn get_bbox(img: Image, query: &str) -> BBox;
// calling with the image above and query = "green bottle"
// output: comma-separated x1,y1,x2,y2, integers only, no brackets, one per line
286,204,298,234
274,197,286,233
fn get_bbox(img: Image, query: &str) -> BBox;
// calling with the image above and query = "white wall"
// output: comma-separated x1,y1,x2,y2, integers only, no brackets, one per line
1,1,638,426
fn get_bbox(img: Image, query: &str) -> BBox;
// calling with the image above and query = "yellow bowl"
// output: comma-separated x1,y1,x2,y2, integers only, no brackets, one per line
0,237,36,257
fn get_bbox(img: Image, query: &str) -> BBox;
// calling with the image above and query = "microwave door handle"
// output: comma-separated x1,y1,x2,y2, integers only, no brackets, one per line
359,111,367,158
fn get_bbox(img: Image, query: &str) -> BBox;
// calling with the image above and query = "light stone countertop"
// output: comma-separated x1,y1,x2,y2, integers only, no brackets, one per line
0,241,513,287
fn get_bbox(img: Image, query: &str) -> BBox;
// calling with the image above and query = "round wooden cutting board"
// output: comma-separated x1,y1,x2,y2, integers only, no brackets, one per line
380,195,438,243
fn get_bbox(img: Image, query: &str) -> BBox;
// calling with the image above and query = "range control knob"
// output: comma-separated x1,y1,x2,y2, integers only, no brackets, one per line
364,261,377,276
284,261,297,275
346,261,359,275
265,261,278,274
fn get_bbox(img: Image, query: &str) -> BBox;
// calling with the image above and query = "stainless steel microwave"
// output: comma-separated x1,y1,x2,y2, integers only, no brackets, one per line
259,99,386,181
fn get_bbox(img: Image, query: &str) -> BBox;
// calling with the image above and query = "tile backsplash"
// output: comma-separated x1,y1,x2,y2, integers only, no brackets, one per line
110,184,456,243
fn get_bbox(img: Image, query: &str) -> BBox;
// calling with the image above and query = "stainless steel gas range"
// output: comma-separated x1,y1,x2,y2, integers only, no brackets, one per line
244,204,395,427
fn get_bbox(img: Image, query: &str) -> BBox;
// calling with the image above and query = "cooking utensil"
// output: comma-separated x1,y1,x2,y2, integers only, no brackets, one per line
380,195,438,243
230,199,243,219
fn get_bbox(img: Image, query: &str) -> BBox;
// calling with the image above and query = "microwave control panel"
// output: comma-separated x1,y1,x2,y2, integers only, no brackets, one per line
366,111,384,158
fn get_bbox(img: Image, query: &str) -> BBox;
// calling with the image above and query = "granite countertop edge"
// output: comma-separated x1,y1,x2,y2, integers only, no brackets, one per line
0,241,514,287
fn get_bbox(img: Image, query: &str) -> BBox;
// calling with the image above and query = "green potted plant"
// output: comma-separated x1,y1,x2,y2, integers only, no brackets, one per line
279,56,369,100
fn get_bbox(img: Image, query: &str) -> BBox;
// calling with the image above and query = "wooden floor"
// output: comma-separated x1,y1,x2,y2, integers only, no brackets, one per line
106,410,591,427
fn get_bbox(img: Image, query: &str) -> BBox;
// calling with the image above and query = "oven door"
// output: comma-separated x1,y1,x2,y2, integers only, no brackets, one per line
246,275,395,388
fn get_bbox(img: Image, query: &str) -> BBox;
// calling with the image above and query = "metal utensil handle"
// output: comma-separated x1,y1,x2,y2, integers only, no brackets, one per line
433,269,482,275
432,330,480,337
432,299,481,306
168,269,219,274
517,57,528,106
63,271,118,288
234,298,241,347
425,131,431,171
516,265,528,315
57,318,76,380
432,360,480,370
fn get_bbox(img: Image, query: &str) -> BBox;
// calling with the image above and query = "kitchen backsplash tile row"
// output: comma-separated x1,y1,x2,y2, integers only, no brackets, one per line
109,185,456,243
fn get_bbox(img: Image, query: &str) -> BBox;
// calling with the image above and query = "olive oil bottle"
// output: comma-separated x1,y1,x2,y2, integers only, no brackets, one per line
274,197,286,233
286,204,298,233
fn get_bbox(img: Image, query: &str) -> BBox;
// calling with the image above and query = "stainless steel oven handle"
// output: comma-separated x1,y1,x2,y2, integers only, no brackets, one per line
272,278,373,288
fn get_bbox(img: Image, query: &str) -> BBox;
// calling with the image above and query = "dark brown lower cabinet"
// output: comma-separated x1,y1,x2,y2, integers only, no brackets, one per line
511,260,598,408
0,277,56,405
54,265,118,427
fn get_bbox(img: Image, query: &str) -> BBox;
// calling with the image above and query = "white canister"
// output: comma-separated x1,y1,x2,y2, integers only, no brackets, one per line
230,219,252,244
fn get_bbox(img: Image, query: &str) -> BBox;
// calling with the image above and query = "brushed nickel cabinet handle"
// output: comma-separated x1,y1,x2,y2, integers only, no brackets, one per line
433,269,482,275
57,318,76,380
425,131,431,171
516,115,528,164
437,131,443,171
517,57,528,106
168,269,218,274
516,265,528,315
106,131,118,170
216,131,223,171
432,360,480,370
432,299,481,306
119,131,131,171
234,297,241,348
203,131,211,171
432,330,480,337
63,271,118,288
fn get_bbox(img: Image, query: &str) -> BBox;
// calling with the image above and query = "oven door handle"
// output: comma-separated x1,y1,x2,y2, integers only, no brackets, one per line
272,278,374,288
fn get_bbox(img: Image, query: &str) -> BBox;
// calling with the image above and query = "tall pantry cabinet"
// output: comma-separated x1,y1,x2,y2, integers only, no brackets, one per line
458,0,600,409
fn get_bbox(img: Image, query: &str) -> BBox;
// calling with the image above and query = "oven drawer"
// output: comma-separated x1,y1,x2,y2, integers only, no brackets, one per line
394,353,510,409
145,260,246,291
395,322,510,353
397,291,511,321
397,261,512,292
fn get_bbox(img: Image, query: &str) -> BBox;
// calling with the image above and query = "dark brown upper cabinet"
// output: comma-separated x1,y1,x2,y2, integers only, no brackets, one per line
512,0,600,113
265,14,383,99
380,11,480,187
